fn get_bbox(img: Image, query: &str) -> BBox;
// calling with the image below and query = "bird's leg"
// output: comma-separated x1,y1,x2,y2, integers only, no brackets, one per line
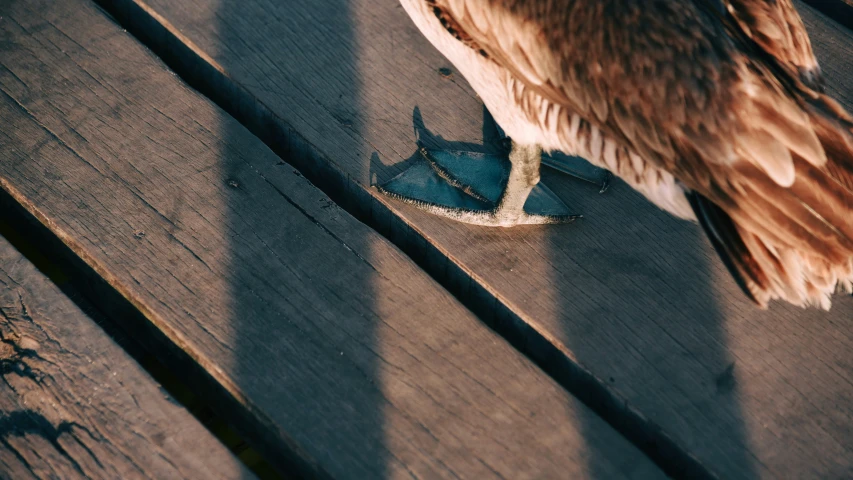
489,143,558,226
378,141,579,227
494,125,611,193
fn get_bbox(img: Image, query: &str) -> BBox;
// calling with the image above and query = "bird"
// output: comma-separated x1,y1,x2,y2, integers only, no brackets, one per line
378,0,853,309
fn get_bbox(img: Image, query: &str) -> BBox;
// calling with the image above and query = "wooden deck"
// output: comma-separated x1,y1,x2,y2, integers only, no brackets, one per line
1,0,852,478
0,235,255,478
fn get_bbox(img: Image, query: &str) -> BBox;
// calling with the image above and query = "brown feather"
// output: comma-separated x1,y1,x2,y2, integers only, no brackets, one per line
725,0,824,89
424,0,853,308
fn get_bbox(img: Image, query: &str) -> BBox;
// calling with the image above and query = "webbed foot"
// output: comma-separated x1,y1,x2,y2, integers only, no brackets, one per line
378,143,579,227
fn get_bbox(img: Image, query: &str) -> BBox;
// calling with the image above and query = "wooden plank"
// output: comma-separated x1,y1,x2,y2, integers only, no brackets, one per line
94,0,853,477
803,0,853,32
0,236,254,479
0,0,667,478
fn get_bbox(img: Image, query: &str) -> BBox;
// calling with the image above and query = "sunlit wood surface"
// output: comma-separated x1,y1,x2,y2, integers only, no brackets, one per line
2,0,853,477
0,0,667,477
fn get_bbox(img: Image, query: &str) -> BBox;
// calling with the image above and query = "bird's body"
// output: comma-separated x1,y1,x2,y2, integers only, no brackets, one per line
395,0,853,309
401,0,695,218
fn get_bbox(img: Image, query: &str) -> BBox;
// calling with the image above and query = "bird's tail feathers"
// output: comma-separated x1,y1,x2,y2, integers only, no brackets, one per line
689,89,853,309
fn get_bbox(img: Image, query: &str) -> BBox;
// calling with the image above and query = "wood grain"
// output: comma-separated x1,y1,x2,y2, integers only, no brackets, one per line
94,0,853,477
802,0,853,32
0,0,666,478
0,237,253,479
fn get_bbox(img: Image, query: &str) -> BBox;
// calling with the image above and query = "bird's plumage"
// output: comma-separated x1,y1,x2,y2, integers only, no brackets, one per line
726,0,824,89
401,0,853,308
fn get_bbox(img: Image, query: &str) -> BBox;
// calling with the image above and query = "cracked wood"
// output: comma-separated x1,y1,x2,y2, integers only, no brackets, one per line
0,237,252,479
0,0,665,478
94,0,853,477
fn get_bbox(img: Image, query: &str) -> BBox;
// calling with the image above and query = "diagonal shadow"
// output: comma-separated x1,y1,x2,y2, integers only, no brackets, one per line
214,0,388,477
4,0,789,475
392,102,760,478
210,0,640,476
541,166,760,478
209,0,758,474
123,0,772,476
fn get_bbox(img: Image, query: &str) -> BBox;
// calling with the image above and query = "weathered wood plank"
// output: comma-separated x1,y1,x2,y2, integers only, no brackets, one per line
0,0,666,478
0,236,254,479
803,0,853,32
95,0,853,477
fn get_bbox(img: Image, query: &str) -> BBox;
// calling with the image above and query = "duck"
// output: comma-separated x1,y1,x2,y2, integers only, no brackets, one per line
379,0,853,309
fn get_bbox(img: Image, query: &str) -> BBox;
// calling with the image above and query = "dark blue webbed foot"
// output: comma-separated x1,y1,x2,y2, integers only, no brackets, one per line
378,142,580,227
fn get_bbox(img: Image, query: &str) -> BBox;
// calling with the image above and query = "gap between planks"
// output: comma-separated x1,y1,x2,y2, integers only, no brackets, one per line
0,210,281,479
0,1,668,478
0,225,255,479
89,0,853,478
90,0,720,478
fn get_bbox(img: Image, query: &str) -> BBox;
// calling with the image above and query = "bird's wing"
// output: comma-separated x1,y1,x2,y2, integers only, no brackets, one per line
429,0,825,179
429,0,853,305
726,0,824,89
